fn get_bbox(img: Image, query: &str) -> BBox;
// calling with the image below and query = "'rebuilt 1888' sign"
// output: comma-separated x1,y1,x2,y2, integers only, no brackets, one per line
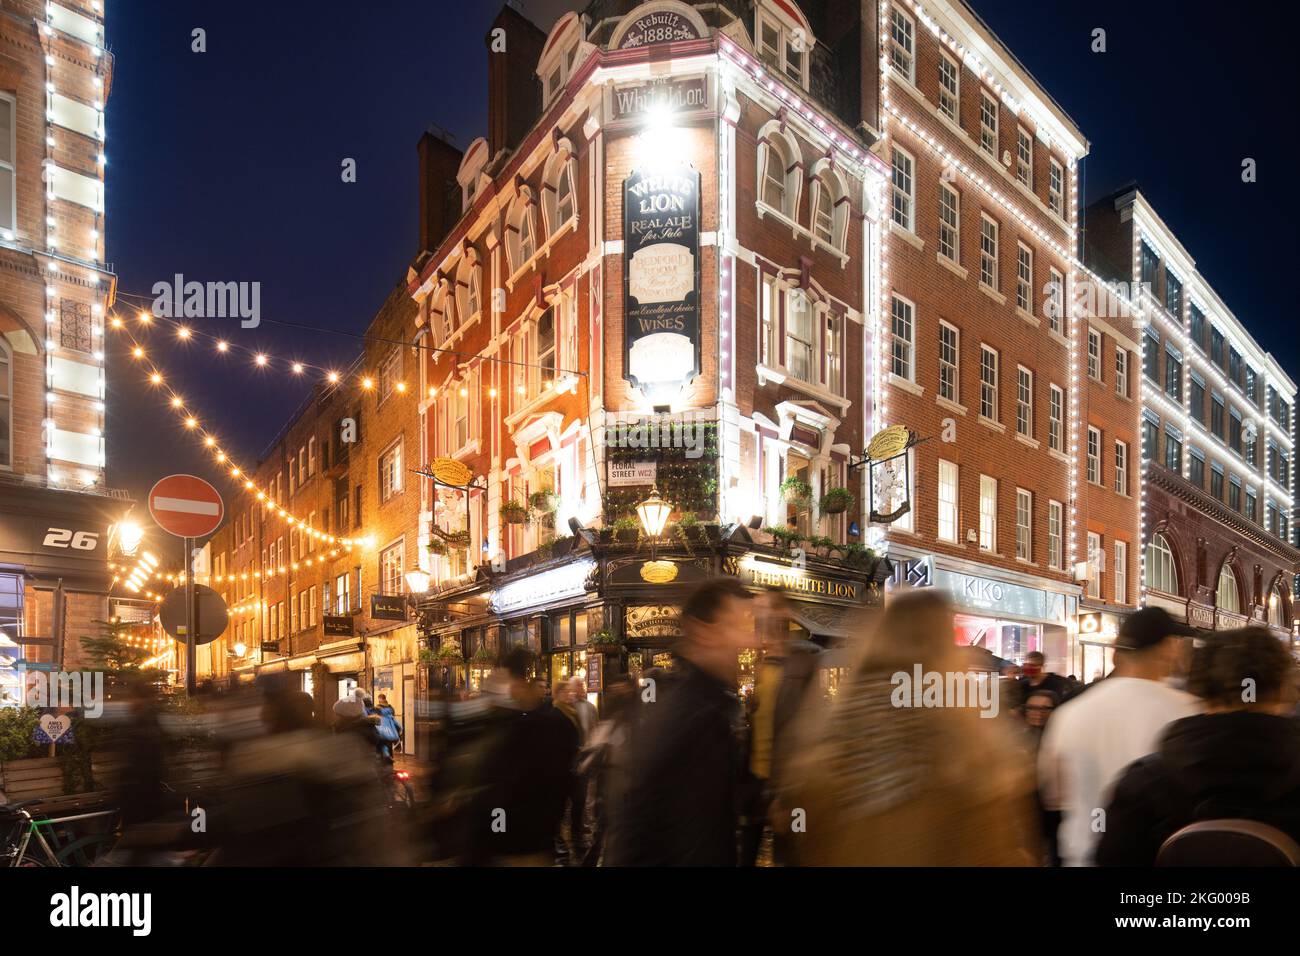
623,164,701,406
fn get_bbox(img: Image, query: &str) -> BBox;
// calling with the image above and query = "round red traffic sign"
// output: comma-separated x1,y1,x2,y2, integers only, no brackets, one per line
148,474,225,539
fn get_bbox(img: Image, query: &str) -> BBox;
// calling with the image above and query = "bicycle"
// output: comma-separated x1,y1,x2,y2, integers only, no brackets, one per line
1,803,118,867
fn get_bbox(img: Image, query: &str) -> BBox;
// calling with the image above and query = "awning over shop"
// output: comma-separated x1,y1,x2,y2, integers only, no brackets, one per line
787,602,872,640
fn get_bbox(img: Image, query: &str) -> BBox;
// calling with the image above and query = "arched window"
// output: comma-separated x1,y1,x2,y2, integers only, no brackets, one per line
455,255,481,326
808,161,849,250
760,136,788,211
1268,584,1287,627
757,123,803,222
1215,564,1239,613
0,338,11,469
506,191,537,274
1144,532,1178,595
542,144,577,236
429,281,455,346
812,179,834,242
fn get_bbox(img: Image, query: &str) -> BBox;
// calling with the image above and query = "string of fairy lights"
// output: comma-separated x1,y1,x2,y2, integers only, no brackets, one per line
108,308,376,550
107,285,592,611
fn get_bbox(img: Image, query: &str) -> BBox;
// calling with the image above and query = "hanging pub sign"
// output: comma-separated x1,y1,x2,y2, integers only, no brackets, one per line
865,425,916,525
323,615,355,638
370,594,408,622
623,164,701,406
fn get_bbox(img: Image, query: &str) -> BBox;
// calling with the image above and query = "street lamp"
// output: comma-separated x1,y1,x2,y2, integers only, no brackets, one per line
405,570,431,594
118,519,143,556
635,490,672,539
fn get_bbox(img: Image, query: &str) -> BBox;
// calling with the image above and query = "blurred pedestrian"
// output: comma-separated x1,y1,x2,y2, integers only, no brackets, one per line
333,688,385,758
578,674,636,866
1023,688,1062,865
1038,607,1199,866
1018,651,1070,705
605,577,754,866
782,590,1038,866
372,693,403,758
214,687,391,865
745,588,820,865
109,677,169,830
1097,628,1300,865
470,647,578,865
552,676,594,863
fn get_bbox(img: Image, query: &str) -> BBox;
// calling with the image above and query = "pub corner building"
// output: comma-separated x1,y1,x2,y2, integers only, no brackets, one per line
194,0,1300,735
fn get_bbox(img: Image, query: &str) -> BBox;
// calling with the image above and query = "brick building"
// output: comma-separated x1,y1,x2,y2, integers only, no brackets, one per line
1086,186,1300,652
0,0,127,704
195,280,423,725
874,0,1101,674
405,0,891,697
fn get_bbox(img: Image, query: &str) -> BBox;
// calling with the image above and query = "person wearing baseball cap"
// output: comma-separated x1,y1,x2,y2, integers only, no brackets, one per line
1037,607,1200,866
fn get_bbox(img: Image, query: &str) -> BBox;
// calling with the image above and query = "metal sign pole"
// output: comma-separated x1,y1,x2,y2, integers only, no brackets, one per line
185,535,197,695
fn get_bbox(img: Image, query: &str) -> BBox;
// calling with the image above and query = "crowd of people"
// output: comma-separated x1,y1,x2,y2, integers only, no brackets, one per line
85,579,1300,866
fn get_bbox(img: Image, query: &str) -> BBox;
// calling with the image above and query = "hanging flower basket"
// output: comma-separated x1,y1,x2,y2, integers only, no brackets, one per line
780,476,813,502
435,641,465,666
500,501,528,525
819,487,855,514
529,489,557,513
470,646,496,668
427,537,448,556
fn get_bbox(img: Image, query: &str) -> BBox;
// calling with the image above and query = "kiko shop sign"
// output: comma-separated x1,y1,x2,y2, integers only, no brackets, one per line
623,164,701,406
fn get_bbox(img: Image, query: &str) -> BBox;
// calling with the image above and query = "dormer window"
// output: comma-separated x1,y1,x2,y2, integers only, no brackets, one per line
755,0,814,90
539,12,584,107
456,138,489,213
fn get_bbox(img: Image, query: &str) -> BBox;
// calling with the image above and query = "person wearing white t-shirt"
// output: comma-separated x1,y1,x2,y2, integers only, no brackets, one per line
1038,607,1200,866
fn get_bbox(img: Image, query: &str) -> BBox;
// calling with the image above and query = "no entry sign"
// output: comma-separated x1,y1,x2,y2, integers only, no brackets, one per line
148,474,225,539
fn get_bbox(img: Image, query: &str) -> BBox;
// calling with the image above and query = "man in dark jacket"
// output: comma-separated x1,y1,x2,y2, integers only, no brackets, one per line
1097,627,1300,866
472,646,579,865
605,577,754,866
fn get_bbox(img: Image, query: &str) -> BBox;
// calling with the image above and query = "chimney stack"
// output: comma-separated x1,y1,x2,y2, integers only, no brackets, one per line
486,3,546,159
417,127,463,254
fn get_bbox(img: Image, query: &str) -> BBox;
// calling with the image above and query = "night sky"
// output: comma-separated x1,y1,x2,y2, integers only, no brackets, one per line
104,0,1297,506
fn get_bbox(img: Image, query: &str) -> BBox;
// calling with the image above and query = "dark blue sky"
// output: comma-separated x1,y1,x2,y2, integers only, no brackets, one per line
104,0,1297,502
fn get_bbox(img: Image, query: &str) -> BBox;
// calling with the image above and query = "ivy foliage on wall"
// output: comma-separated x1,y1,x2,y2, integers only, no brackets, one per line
603,420,719,522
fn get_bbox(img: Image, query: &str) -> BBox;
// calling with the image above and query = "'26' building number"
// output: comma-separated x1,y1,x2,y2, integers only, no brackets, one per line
42,528,99,551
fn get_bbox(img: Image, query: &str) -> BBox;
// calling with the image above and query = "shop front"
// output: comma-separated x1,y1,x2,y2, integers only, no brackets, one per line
888,549,1080,675
1,482,123,703
409,526,889,748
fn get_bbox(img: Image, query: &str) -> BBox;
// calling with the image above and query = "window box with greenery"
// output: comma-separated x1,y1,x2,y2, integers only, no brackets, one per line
603,421,720,522
418,642,465,665
780,476,813,502
603,516,641,545
590,628,622,651
529,489,558,514
500,500,528,525
763,526,805,549
819,487,854,515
